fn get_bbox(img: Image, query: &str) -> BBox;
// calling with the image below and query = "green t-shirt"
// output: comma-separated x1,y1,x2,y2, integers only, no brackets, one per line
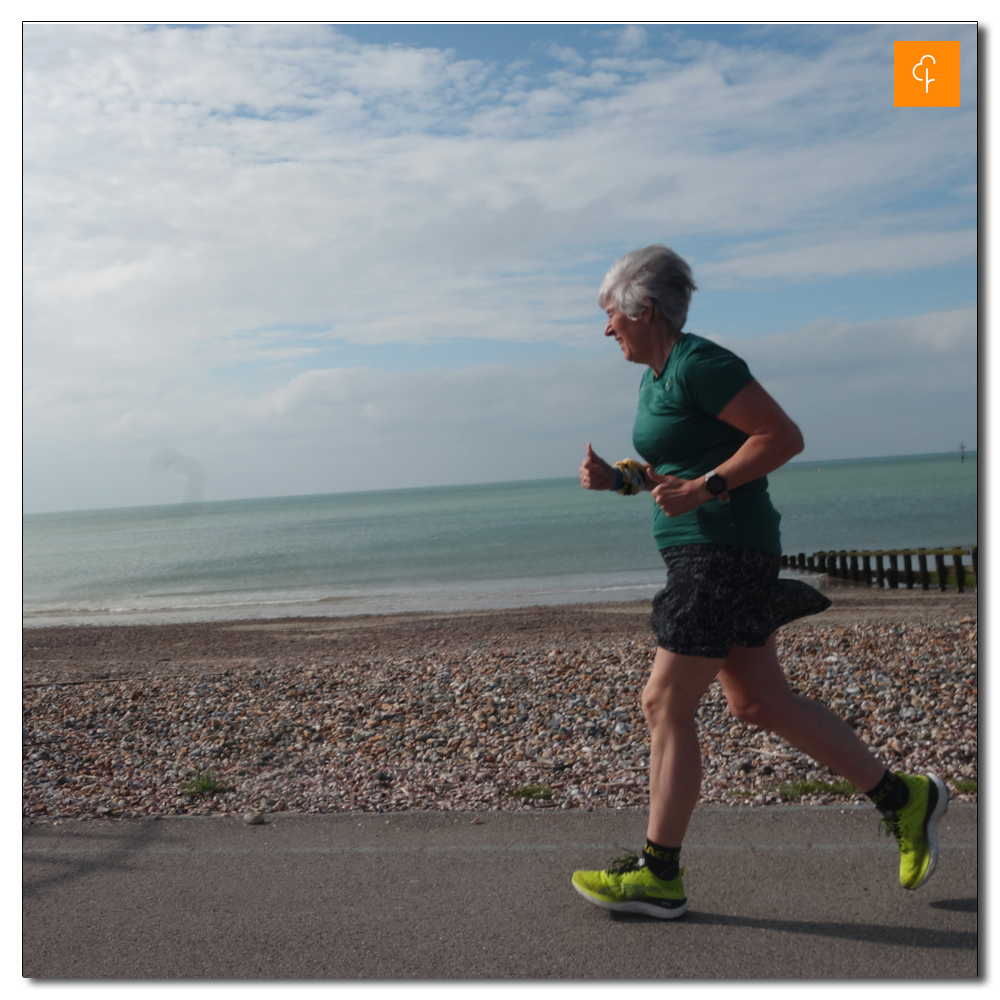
632,333,782,554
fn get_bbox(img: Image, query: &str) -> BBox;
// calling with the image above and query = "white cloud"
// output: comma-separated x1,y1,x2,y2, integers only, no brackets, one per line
21,24,978,511
700,229,976,285
720,306,977,460
547,44,586,70
23,306,976,512
717,305,975,379
615,26,648,55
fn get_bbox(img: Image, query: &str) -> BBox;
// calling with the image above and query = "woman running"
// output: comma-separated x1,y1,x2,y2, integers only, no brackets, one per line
571,244,948,919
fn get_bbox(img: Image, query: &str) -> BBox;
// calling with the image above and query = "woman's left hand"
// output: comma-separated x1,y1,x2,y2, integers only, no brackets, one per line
644,466,706,518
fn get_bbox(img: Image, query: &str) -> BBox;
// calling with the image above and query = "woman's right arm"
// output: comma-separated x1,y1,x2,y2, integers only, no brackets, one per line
579,443,619,491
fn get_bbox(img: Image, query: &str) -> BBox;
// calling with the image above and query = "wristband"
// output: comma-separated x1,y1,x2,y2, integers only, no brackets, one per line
614,459,647,496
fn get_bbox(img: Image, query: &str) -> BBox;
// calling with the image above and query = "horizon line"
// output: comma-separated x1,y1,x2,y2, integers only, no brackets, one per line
23,448,977,519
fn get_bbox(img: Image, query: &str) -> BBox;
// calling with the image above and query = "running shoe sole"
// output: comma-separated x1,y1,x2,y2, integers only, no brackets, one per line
571,880,689,919
915,773,949,890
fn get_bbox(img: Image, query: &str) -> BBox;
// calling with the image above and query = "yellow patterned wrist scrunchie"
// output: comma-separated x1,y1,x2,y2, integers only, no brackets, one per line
614,459,647,496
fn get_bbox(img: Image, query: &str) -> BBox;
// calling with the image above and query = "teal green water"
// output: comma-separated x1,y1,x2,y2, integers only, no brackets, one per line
23,452,976,625
766,451,978,553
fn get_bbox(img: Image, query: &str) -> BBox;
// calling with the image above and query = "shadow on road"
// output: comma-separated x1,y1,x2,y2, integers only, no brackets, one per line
609,909,977,950
929,898,978,913
22,822,162,898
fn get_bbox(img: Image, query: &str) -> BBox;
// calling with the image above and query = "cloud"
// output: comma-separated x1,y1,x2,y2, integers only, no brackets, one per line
717,305,976,381
700,229,976,286
719,306,977,461
23,306,976,512
21,24,977,512
24,25,975,355
547,44,586,69
615,25,648,54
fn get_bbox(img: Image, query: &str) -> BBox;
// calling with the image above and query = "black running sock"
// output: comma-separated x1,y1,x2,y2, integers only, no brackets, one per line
865,769,909,817
643,839,681,880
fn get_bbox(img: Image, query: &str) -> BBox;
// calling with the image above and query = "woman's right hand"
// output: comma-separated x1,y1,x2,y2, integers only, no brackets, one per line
579,443,617,491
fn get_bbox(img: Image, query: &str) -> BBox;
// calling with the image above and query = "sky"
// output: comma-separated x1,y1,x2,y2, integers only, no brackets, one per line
22,21,978,513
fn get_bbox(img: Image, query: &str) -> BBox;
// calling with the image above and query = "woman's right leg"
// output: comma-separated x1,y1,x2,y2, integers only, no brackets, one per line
717,636,885,791
717,636,948,891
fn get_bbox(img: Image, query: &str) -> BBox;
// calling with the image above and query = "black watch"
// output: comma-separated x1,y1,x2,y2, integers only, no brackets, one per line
704,469,728,497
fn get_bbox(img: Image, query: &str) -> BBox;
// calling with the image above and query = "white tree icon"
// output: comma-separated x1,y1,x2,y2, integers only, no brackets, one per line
912,54,936,94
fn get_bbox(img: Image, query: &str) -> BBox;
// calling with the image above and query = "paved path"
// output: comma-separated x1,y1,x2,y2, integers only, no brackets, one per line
23,803,977,979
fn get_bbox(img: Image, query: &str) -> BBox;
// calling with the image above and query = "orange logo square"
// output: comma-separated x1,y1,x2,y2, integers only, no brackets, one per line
894,41,960,107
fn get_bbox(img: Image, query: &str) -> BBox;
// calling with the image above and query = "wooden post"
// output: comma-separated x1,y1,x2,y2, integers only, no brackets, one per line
918,553,930,590
849,553,859,582
954,552,966,593
798,552,806,571
876,553,885,588
839,552,849,578
972,546,978,589
935,553,947,592
862,554,872,586
781,554,788,568
807,555,815,571
903,553,914,590
817,552,826,573
886,553,899,589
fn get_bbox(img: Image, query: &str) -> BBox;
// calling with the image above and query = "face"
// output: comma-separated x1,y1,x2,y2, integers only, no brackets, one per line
604,301,651,363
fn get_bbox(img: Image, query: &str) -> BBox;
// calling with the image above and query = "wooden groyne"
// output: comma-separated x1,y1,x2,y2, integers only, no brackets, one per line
781,546,978,592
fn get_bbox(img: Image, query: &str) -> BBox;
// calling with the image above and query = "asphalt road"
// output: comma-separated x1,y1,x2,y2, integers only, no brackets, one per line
23,803,978,979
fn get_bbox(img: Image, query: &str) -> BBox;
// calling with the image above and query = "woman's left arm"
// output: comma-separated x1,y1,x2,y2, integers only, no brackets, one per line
646,380,803,517
711,379,804,488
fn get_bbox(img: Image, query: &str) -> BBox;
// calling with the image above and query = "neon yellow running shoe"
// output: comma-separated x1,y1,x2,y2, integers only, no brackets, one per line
571,850,688,919
880,773,949,890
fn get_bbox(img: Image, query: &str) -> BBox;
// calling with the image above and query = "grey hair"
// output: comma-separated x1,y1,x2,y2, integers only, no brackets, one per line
597,244,697,331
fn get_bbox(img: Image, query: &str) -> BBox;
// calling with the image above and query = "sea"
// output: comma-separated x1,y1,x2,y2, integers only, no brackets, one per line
23,452,977,628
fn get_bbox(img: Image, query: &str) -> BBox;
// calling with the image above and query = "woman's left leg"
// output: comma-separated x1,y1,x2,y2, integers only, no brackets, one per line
717,635,885,791
570,644,723,919
643,645,727,847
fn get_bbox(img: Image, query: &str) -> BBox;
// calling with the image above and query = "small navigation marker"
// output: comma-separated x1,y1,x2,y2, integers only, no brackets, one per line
959,442,965,463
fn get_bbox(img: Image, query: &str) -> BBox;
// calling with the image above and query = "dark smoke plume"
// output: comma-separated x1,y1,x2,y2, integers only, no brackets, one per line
149,448,207,503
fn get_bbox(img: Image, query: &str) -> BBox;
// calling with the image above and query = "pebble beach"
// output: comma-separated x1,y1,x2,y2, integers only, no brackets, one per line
23,587,977,823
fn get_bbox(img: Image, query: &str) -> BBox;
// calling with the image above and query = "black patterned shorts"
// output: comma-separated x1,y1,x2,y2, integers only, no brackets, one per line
651,544,831,658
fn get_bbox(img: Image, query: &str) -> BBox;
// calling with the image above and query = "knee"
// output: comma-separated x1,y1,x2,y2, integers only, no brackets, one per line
726,692,783,729
642,682,694,729
641,685,660,726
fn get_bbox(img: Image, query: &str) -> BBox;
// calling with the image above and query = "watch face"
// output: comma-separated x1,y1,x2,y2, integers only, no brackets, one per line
706,474,726,495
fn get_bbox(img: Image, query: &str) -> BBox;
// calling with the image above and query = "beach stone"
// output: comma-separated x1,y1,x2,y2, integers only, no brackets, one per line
243,811,265,824
20,604,978,820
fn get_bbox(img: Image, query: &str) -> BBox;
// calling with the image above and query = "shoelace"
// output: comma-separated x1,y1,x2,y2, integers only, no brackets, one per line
878,813,902,843
605,849,644,875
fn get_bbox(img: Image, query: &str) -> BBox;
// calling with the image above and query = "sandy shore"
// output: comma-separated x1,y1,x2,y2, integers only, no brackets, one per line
23,587,977,821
